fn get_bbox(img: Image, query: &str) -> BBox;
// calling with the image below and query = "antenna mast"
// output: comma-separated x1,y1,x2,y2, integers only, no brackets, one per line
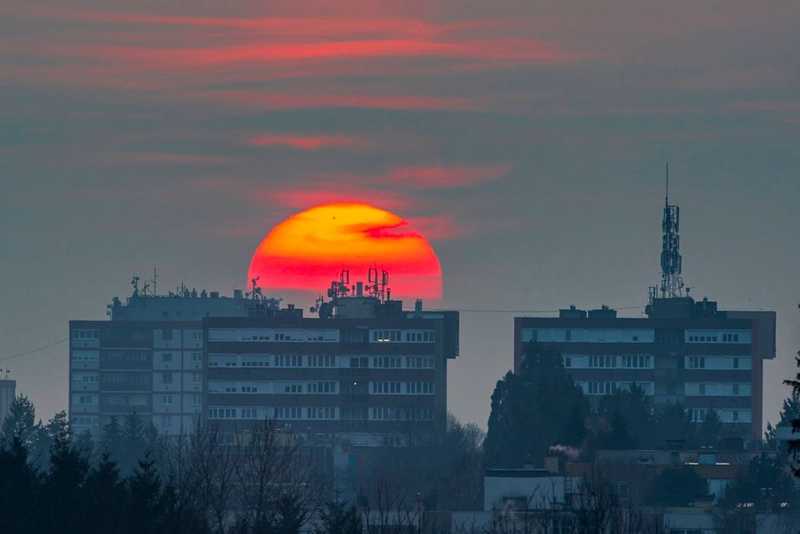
658,162,686,298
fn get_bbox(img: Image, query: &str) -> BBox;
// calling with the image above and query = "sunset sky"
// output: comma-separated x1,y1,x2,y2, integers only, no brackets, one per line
2,1,799,429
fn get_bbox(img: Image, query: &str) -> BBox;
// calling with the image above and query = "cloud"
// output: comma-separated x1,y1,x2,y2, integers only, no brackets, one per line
383,164,511,189
212,91,477,111
247,133,368,151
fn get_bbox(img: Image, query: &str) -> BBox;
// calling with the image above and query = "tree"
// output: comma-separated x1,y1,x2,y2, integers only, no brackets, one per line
0,437,39,533
765,389,800,449
651,403,695,449
484,343,588,468
594,410,636,450
696,409,723,448
317,500,363,534
121,411,147,475
43,415,89,533
596,385,655,448
782,326,800,475
0,394,37,449
645,466,709,507
720,454,798,511
101,416,124,461
126,454,164,534
273,492,308,534
84,452,126,534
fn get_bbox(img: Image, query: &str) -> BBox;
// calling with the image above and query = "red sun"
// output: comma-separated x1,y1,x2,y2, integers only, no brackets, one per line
248,202,442,300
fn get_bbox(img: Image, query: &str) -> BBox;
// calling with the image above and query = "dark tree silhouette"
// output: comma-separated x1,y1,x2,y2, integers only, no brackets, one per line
43,417,89,534
720,453,798,511
484,343,588,468
84,452,126,534
316,500,363,534
0,437,38,533
0,394,37,449
645,466,709,507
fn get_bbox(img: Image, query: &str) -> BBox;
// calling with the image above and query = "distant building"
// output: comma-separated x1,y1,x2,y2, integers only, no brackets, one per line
203,272,459,451
69,280,253,437
0,376,16,428
514,176,776,444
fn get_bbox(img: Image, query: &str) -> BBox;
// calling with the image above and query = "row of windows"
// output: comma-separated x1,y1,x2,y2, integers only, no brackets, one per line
688,408,752,424
208,354,436,369
158,371,202,384
685,383,752,397
685,330,751,344
370,330,437,343
578,381,655,396
101,373,150,386
208,328,340,343
369,407,434,421
208,381,339,395
685,356,751,370
370,382,435,395
159,352,202,363
563,354,653,369
72,329,99,339
207,406,340,421
522,328,654,344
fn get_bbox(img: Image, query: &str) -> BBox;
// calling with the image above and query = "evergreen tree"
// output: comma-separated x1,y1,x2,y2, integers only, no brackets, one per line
101,415,124,461
595,411,636,450
784,343,800,476
0,394,37,449
696,409,723,448
769,371,800,449
646,466,709,507
121,411,147,475
720,453,798,511
651,402,695,448
484,343,589,467
125,453,164,534
43,416,89,534
84,452,126,534
74,429,96,465
596,385,654,448
0,437,39,534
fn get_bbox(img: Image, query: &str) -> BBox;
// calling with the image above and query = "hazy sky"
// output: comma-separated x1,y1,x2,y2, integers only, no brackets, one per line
2,1,799,430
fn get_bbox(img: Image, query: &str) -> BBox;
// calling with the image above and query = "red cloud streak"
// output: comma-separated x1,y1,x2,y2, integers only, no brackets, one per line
248,134,368,151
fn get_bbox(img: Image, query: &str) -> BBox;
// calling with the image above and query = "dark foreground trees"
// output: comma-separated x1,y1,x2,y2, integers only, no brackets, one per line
0,411,321,534
484,343,588,468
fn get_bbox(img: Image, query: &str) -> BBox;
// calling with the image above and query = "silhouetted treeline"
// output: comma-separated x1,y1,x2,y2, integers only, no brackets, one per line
0,395,486,534
484,342,797,470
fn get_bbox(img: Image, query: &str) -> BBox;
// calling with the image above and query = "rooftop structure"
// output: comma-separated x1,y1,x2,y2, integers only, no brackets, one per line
515,169,776,444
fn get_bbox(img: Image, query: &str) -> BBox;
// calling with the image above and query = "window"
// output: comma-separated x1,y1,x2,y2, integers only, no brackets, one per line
161,353,173,363
162,372,173,384
699,384,706,395
162,395,173,405
733,384,740,395
564,356,572,368
161,329,173,340
733,358,739,369
732,411,739,422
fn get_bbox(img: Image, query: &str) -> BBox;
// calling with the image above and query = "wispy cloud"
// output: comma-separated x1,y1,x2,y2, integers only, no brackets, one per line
247,133,369,151
383,164,511,189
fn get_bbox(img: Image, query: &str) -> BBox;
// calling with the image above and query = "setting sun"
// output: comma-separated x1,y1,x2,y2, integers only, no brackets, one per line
248,202,442,299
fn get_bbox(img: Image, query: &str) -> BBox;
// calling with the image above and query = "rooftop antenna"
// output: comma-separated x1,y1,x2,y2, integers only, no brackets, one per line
153,265,158,296
131,275,140,297
658,161,686,299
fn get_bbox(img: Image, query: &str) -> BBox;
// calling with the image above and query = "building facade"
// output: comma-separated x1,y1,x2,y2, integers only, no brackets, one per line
203,292,459,449
68,286,252,437
513,175,776,444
